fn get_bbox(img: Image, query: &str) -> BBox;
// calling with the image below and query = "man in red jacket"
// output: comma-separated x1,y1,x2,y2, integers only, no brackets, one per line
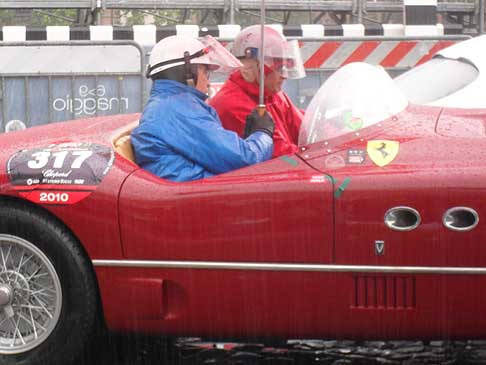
209,25,306,157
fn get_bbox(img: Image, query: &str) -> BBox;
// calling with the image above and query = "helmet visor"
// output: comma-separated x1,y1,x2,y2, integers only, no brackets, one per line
264,40,305,79
197,35,243,74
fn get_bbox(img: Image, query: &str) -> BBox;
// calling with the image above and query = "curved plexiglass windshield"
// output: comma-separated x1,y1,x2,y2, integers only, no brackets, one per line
298,62,408,145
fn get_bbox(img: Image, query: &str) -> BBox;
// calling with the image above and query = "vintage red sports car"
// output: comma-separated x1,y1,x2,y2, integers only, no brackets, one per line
0,59,485,365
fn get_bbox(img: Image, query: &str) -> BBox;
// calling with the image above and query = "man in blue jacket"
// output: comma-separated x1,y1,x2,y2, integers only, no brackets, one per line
131,35,275,182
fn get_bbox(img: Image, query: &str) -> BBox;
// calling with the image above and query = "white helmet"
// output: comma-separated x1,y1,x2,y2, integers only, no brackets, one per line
232,25,306,79
146,35,242,79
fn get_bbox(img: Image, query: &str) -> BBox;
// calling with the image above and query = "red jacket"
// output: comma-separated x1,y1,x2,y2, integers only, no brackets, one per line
209,71,303,157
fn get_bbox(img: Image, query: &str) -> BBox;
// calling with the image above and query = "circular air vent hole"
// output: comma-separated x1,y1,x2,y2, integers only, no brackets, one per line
384,207,421,231
443,207,478,231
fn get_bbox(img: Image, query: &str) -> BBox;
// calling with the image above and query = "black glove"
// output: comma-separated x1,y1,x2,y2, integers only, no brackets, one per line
244,108,275,138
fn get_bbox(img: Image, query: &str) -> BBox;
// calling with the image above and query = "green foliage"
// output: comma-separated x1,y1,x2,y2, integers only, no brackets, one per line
0,9,77,26
120,10,145,25
31,9,77,26
0,7,364,26
119,10,182,26
0,10,18,26
154,10,182,26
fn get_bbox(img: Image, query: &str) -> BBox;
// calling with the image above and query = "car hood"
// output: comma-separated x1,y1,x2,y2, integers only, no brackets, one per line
298,104,486,173
297,104,441,159
435,108,486,138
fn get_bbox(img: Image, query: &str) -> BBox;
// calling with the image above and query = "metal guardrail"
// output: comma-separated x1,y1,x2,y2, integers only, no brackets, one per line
0,0,96,8
104,0,225,9
0,34,473,132
0,40,146,132
0,0,478,13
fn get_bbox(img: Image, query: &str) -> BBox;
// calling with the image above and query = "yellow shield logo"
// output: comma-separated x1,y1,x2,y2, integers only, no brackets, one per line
366,140,400,167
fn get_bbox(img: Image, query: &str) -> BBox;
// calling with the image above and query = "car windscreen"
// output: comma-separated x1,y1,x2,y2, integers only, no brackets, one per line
394,57,479,104
298,62,408,145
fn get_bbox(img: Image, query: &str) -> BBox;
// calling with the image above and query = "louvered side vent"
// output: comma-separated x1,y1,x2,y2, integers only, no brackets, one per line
352,276,416,309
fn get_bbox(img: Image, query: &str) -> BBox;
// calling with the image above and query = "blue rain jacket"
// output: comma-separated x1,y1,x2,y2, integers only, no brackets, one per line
131,80,273,182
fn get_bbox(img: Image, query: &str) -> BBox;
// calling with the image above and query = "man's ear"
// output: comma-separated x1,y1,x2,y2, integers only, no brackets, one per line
194,65,209,94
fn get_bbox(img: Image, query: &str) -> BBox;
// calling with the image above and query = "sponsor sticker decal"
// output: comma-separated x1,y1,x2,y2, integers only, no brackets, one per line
7,142,114,205
343,111,364,131
324,155,345,169
346,149,366,164
310,175,328,184
367,140,400,167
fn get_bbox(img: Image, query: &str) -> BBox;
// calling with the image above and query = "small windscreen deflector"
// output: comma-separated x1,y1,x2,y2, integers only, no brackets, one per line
299,62,408,145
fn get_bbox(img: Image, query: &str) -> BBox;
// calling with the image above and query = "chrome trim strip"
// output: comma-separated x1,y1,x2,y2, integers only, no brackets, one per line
92,260,486,275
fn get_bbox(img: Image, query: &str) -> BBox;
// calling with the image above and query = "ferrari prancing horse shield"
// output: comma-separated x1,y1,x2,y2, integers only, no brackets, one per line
367,140,400,167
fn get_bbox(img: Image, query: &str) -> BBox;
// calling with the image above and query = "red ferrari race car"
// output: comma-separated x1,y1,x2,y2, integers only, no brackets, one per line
0,58,485,365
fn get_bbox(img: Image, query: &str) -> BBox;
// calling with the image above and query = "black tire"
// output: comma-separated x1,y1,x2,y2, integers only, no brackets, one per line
0,201,99,365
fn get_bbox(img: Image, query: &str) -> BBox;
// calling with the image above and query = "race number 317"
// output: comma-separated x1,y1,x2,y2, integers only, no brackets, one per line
27,150,93,169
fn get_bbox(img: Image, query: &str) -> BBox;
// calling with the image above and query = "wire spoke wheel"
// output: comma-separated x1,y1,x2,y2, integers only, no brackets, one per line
0,202,98,365
0,234,62,354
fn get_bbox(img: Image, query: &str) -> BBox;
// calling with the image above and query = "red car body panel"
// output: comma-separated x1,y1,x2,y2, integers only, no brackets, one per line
118,158,333,262
2,105,486,340
96,267,486,339
0,114,140,259
303,105,486,267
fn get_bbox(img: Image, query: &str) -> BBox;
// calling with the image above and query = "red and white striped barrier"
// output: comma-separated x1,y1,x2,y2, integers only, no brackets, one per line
300,38,458,69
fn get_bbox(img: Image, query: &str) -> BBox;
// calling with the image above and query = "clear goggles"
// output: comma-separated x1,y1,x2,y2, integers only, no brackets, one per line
243,40,306,79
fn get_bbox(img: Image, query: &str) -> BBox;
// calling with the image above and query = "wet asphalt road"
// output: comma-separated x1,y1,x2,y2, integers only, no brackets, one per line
75,332,486,365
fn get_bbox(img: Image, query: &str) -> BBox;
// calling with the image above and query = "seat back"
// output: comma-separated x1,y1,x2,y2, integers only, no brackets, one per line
115,135,135,163
111,120,139,164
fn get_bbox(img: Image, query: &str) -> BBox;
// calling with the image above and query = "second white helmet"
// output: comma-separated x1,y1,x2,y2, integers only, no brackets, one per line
146,35,242,78
232,25,306,80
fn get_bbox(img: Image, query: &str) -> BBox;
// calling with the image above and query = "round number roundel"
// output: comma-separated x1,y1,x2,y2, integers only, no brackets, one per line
7,142,115,205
